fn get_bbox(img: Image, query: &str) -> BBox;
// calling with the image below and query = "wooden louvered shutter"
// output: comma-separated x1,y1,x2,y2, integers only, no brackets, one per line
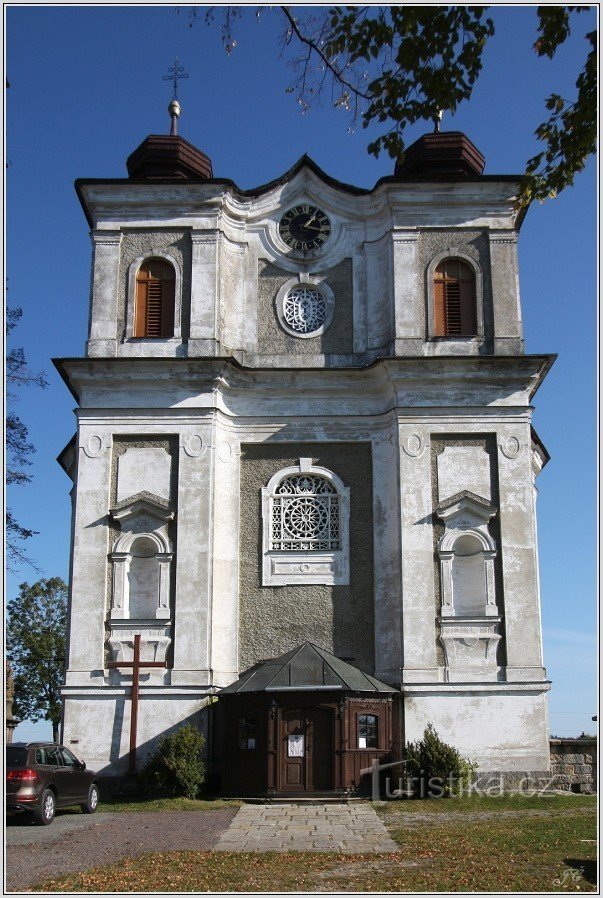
134,259,176,338
434,277,447,336
444,278,462,335
459,276,477,336
434,259,477,337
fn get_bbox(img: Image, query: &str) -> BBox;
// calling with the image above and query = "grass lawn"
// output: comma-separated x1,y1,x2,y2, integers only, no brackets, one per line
375,793,597,813
98,796,241,813
37,797,597,892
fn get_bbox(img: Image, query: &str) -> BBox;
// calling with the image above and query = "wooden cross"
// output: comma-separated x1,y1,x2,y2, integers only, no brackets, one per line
108,634,166,775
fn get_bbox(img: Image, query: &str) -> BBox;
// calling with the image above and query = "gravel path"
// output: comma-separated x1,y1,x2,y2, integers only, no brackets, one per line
5,809,237,892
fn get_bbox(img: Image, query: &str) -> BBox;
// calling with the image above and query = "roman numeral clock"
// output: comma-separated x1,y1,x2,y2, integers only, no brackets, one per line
279,205,331,252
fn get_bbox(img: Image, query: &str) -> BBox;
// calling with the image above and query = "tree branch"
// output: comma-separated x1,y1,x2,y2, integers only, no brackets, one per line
280,6,371,101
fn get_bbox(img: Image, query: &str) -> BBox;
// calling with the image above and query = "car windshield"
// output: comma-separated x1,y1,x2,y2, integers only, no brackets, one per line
6,746,28,768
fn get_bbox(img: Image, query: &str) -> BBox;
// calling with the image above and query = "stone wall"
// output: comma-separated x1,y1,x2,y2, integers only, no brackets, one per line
550,737,597,794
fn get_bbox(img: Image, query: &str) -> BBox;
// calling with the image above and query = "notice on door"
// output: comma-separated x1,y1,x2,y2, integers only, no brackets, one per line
288,734,305,757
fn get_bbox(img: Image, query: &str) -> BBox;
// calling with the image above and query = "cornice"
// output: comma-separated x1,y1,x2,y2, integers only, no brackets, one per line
53,354,555,412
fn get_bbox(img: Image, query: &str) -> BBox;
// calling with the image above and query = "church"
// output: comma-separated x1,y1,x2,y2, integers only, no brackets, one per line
56,96,554,794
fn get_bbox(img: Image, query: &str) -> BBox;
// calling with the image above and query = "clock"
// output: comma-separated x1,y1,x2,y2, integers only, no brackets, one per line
279,205,331,252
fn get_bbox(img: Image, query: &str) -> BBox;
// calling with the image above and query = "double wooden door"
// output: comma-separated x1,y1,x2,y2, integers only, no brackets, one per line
279,707,334,792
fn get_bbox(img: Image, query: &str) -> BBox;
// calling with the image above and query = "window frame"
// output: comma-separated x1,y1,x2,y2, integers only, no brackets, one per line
237,716,257,751
426,250,484,343
357,713,379,750
261,458,350,586
275,276,335,339
125,252,182,343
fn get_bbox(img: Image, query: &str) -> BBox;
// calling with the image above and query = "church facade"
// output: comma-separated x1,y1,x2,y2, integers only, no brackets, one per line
57,121,553,791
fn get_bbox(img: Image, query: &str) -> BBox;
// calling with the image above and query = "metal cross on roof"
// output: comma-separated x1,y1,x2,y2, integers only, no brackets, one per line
163,56,189,100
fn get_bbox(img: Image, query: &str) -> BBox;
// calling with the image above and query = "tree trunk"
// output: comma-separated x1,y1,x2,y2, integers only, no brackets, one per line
52,721,60,743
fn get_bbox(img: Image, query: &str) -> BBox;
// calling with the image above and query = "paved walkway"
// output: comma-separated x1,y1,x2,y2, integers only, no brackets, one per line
213,802,399,853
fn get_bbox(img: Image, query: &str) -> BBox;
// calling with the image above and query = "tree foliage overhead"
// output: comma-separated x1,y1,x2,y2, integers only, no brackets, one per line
6,578,68,742
6,307,48,570
199,5,596,207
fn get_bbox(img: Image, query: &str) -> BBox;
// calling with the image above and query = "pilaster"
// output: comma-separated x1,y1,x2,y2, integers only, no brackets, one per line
489,231,524,355
65,429,112,681
398,425,439,682
210,425,240,686
496,425,547,681
372,431,403,683
86,231,121,357
188,229,221,356
171,427,214,684
392,231,423,354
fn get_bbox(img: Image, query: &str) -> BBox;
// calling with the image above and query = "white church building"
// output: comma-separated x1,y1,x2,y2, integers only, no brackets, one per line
57,108,553,793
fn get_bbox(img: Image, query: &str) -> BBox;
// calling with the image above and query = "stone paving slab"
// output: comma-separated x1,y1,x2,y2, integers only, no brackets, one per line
213,802,399,853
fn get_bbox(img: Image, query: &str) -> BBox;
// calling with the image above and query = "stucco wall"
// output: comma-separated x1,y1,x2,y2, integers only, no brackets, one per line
257,258,354,355
238,442,374,672
117,229,191,341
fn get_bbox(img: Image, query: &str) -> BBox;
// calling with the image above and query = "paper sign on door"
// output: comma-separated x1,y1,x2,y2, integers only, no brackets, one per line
288,734,305,757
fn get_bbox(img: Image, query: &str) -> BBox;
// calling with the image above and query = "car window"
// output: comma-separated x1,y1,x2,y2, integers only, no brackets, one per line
60,748,78,767
46,747,64,766
6,746,28,768
35,748,48,765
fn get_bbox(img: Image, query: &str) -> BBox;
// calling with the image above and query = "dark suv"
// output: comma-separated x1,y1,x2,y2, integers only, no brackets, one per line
6,742,100,825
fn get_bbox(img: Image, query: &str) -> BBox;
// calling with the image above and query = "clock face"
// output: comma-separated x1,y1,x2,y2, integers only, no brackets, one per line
279,205,331,252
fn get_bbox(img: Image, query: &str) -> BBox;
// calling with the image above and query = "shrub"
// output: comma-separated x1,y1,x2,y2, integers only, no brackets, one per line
139,724,206,798
404,724,475,798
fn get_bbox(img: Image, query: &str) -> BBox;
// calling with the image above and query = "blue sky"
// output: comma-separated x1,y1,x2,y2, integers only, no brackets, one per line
6,6,596,742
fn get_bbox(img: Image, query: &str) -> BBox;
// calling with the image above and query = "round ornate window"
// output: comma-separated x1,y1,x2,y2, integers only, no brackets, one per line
275,279,335,339
283,286,326,335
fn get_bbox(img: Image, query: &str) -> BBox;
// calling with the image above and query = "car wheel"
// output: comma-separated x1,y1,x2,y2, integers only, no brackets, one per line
81,783,99,814
34,789,56,826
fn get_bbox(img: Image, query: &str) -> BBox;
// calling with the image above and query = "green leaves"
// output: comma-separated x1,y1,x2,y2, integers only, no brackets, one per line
6,578,68,739
315,6,495,161
139,725,206,799
203,6,595,206
517,22,596,207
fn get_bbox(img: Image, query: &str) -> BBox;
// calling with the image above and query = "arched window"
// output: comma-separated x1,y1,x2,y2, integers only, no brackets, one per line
134,258,175,338
434,258,477,337
271,475,340,551
261,459,350,586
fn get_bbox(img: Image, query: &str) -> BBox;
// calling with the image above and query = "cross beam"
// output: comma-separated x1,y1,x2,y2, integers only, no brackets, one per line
108,634,166,775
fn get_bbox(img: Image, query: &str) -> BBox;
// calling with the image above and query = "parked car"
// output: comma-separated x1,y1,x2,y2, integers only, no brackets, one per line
6,742,99,825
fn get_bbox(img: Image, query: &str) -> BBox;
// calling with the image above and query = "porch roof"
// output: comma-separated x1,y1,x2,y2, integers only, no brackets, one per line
219,642,397,694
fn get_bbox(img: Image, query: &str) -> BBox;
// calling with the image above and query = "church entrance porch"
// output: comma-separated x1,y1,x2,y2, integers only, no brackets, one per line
215,643,399,797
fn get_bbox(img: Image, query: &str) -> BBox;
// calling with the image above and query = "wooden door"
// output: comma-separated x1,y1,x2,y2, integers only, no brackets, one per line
280,710,306,792
279,707,334,793
308,707,334,791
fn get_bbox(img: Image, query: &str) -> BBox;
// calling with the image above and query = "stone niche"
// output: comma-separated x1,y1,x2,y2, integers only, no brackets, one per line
436,490,501,682
108,493,175,670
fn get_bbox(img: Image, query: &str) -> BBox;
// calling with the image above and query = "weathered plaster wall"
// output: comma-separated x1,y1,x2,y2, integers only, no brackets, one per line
239,442,374,672
62,692,211,776
117,229,191,341
257,258,354,355
404,689,551,771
